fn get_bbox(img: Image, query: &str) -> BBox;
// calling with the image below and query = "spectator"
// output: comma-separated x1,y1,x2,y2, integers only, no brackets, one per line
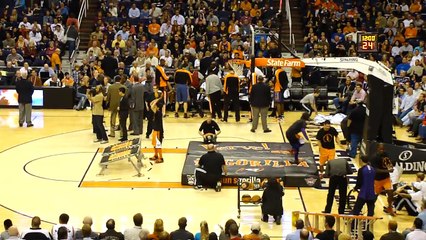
315,216,335,240
406,218,426,240
99,219,123,240
124,213,149,240
6,227,20,240
242,223,268,240
6,48,24,65
21,216,52,240
171,10,185,26
51,214,74,240
285,219,313,240
128,4,140,26
1,220,12,240
170,217,194,240
43,74,61,87
147,219,167,240
74,217,98,240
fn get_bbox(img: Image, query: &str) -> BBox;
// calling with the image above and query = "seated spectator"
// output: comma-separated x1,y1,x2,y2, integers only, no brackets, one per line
194,221,209,240
147,219,167,240
43,74,61,87
285,219,313,240
98,219,124,240
124,213,149,240
0,219,12,240
406,218,426,240
28,69,42,86
128,3,140,26
74,217,98,240
61,72,74,88
21,216,52,240
112,34,126,49
2,32,16,50
51,213,74,240
6,48,24,66
170,217,194,240
315,216,335,240
39,64,55,78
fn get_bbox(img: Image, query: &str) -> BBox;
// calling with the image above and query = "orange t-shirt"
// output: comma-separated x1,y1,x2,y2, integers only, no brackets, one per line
250,9,261,17
240,1,252,11
146,47,159,57
404,27,417,39
343,26,356,34
148,23,161,35
409,3,421,13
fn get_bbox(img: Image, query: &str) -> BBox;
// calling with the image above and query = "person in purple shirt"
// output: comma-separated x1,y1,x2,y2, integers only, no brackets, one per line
351,156,377,216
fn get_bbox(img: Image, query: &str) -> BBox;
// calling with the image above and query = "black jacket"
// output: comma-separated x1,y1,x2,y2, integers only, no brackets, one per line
261,184,284,216
250,82,271,108
119,96,129,116
101,56,119,78
15,79,34,104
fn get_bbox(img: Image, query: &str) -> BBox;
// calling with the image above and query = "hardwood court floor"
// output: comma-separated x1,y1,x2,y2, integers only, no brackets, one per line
0,109,417,238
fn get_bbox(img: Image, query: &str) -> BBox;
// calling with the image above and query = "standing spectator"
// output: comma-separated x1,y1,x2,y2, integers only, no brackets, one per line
315,216,336,240
88,86,109,144
371,143,396,216
118,87,129,142
51,49,62,71
379,220,404,240
316,120,341,172
170,217,194,240
322,156,353,214
347,102,366,158
123,213,149,240
102,51,119,79
261,178,284,225
98,219,124,240
300,89,319,117
130,76,147,136
15,71,34,127
249,76,271,133
65,22,78,59
205,65,223,120
194,144,227,191
286,113,310,164
106,76,125,138
351,156,377,216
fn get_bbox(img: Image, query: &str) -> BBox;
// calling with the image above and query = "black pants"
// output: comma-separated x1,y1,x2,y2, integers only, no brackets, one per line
146,107,153,137
394,196,419,216
223,92,240,121
301,103,313,116
351,197,376,216
411,118,423,135
93,115,108,141
194,168,221,188
209,90,222,119
189,87,204,116
325,175,348,214
119,111,128,140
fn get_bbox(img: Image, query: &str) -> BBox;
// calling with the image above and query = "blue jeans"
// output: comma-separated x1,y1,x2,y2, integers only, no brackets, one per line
333,97,340,109
349,133,362,158
76,92,87,109
398,107,412,119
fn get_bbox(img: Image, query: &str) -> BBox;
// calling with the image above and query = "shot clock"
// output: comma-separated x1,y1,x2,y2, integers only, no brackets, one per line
357,33,378,53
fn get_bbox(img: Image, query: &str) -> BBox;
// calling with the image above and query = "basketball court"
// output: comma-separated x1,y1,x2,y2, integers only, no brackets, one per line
0,109,417,238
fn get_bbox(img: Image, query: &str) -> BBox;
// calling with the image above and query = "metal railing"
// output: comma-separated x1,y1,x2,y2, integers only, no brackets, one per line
293,211,382,240
285,0,293,47
70,0,89,65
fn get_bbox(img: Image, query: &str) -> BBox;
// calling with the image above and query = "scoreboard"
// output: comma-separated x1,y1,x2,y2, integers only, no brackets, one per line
357,33,378,53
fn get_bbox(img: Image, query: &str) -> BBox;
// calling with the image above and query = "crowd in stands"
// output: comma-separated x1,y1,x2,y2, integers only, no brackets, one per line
0,0,79,76
0,206,425,240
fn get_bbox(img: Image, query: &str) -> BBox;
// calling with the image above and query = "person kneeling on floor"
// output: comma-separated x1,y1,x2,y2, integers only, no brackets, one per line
199,114,221,144
261,178,284,225
194,144,227,191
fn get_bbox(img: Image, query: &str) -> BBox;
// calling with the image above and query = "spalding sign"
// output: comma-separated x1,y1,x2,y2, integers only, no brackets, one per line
398,150,413,162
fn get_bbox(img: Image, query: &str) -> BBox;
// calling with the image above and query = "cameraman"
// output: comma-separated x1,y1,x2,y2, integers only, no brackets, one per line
88,85,109,144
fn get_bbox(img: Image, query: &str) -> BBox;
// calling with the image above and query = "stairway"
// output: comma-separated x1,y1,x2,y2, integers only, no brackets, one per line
279,0,305,54
78,0,98,51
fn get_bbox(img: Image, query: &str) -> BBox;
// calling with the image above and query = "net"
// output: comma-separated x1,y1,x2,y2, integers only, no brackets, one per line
229,61,245,77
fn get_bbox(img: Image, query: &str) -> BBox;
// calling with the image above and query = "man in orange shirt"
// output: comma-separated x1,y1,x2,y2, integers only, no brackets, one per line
409,0,422,14
51,48,61,71
343,22,356,34
404,23,418,39
148,18,161,41
240,0,252,11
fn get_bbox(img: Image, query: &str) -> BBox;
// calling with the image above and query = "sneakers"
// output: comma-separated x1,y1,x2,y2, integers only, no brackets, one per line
264,129,272,133
215,181,222,192
27,123,34,127
155,158,164,163
250,129,255,133
93,139,102,143
184,113,189,118
194,185,205,191
149,156,158,161
275,217,281,225
175,112,179,118
100,140,109,144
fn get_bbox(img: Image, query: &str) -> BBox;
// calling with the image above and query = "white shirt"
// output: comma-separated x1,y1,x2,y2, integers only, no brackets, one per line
18,21,32,29
145,56,158,67
391,46,401,57
149,7,162,18
19,66,32,76
123,226,149,240
129,66,141,76
54,30,66,43
400,93,416,111
109,7,118,17
29,31,42,43
51,224,74,240
403,19,413,28
128,8,140,18
160,56,173,68
347,70,359,81
406,229,426,240
171,14,185,26
159,23,172,37
410,54,422,66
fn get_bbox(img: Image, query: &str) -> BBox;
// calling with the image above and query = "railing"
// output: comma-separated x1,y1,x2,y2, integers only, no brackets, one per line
70,0,89,65
293,211,382,240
